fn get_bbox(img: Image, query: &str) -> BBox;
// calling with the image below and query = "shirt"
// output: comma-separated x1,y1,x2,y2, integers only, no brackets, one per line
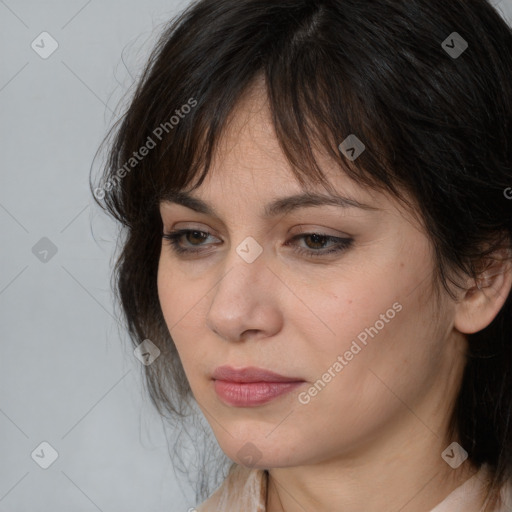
195,462,512,511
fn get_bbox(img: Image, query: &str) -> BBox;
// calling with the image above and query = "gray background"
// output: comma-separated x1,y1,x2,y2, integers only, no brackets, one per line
1,1,511,511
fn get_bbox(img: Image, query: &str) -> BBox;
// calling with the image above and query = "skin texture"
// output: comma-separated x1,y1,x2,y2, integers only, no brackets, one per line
157,80,512,512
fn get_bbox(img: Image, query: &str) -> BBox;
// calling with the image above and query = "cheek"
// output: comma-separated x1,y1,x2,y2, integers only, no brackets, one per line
297,253,437,392
157,255,202,325
157,257,176,327
157,257,193,355
297,268,401,355
290,299,427,451
156,256,214,372
308,275,440,409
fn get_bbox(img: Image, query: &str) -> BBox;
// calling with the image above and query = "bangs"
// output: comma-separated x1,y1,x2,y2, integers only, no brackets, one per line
97,1,429,228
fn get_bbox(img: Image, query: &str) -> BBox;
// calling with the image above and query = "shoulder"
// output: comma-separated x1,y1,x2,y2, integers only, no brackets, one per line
195,464,267,512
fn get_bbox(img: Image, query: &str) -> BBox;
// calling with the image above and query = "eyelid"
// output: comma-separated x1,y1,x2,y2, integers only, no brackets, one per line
163,224,221,246
289,224,351,238
165,222,351,240
162,227,354,260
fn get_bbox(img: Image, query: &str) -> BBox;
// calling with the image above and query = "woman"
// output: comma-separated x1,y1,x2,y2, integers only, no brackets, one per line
93,0,512,510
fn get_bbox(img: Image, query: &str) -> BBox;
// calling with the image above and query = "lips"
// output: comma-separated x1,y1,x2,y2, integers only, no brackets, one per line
212,365,304,383
211,366,306,407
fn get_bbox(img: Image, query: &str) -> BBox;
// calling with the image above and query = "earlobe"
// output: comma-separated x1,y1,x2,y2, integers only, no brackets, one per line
453,248,512,335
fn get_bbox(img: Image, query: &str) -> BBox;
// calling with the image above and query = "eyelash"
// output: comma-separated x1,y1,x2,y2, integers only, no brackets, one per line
162,229,353,258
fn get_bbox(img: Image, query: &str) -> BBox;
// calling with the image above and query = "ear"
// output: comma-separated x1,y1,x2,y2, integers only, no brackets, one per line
454,247,512,334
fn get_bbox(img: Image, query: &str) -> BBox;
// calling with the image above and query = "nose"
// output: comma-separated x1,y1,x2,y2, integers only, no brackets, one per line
205,244,283,343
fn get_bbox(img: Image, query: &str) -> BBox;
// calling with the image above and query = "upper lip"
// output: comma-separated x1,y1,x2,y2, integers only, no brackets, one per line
212,365,304,383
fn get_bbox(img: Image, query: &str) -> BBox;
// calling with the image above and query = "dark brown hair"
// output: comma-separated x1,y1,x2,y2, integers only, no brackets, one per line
92,0,512,507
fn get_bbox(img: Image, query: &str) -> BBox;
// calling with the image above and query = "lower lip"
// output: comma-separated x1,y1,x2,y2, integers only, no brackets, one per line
213,380,304,407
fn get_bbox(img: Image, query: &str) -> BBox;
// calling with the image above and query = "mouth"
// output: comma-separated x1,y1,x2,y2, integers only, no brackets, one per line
212,365,306,407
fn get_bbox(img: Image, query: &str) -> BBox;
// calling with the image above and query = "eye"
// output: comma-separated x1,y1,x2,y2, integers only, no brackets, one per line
162,229,217,255
162,229,353,259
286,232,353,257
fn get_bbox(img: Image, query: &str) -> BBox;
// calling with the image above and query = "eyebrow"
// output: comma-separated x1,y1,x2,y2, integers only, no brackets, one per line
160,190,379,218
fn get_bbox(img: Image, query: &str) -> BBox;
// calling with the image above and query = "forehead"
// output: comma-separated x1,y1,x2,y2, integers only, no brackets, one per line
159,77,419,228
187,79,383,209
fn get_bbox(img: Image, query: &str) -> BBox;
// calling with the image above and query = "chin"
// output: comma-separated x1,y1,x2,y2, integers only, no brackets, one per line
217,436,306,469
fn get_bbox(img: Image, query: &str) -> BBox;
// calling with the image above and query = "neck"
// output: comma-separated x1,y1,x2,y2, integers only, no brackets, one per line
264,428,484,512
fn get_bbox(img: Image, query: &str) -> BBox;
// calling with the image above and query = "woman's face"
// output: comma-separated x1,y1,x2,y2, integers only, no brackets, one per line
157,84,466,469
